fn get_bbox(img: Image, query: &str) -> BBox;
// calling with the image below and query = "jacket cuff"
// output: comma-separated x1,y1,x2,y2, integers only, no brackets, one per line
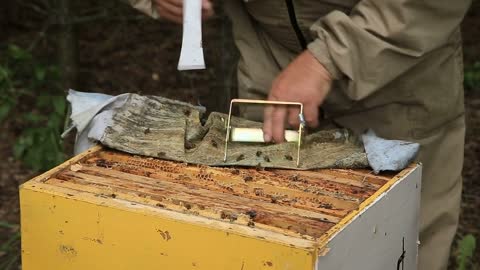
307,38,342,80
129,0,160,19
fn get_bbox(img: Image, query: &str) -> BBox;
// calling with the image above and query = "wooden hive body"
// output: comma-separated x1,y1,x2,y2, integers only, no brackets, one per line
20,146,421,270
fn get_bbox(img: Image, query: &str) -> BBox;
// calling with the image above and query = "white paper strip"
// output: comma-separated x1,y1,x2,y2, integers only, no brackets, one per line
231,128,299,143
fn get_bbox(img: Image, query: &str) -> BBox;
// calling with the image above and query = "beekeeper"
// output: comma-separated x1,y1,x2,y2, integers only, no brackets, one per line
128,0,471,269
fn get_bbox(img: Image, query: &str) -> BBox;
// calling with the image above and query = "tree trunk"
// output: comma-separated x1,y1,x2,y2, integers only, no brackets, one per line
56,0,78,90
218,13,239,112
0,3,6,33
0,1,17,36
210,3,238,114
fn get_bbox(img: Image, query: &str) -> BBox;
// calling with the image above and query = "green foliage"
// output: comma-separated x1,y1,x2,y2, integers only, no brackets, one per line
456,234,477,270
464,62,480,90
0,222,20,270
0,44,65,171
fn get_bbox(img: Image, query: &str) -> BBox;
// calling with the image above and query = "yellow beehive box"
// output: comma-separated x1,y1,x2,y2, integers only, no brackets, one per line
20,146,421,270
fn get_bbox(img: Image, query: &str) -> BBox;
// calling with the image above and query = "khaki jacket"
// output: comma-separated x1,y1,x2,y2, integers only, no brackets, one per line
131,0,470,141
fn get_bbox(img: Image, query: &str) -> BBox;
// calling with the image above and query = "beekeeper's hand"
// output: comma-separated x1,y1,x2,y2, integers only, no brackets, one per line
153,0,214,24
263,50,332,143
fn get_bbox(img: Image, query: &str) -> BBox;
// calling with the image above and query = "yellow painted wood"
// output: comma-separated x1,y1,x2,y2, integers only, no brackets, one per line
20,183,316,270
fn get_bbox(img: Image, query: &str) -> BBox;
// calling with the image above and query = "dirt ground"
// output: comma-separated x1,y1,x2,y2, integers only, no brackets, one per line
1,1,479,268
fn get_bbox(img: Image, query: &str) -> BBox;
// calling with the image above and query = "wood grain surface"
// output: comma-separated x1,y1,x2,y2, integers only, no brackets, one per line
96,94,369,169
44,148,393,240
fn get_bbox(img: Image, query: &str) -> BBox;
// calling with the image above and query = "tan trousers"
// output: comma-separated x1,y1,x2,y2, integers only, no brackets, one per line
415,116,464,270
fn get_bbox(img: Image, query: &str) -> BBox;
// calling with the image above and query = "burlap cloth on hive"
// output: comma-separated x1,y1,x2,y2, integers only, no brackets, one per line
65,90,419,172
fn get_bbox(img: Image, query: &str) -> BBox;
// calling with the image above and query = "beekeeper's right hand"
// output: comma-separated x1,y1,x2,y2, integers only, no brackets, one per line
153,0,214,24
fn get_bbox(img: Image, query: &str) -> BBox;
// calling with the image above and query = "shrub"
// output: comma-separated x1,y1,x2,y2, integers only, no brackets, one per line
464,62,480,90
456,234,477,270
0,44,66,171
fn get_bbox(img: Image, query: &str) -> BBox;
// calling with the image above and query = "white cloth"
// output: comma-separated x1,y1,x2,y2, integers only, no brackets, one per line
363,129,420,173
64,90,129,154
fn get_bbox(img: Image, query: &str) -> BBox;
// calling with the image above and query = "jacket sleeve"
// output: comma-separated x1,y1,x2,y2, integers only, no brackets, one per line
128,0,160,19
307,0,471,100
